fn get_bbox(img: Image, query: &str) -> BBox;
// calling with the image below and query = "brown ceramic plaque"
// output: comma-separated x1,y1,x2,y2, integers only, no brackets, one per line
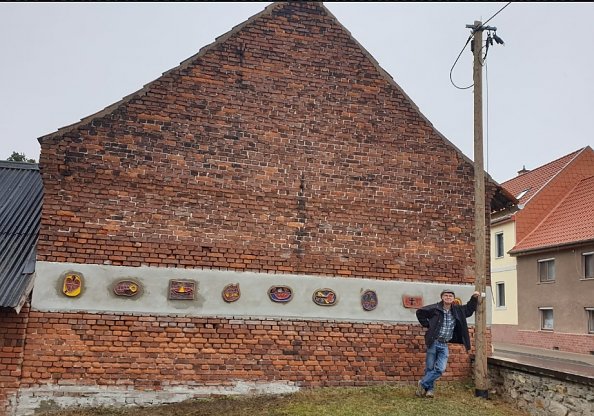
169,280,196,300
222,283,240,303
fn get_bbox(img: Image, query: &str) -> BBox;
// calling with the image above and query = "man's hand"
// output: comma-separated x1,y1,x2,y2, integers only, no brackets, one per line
472,291,480,298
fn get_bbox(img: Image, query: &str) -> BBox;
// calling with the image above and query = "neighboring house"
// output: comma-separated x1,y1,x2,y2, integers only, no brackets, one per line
490,208,518,333
1,3,512,413
490,147,594,354
0,161,42,413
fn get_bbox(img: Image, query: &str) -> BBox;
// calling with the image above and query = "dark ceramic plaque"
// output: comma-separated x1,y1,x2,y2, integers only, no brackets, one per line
268,286,293,303
312,288,337,306
361,289,378,311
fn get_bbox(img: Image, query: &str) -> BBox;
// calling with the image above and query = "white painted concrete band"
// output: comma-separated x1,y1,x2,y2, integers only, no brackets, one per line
32,262,490,324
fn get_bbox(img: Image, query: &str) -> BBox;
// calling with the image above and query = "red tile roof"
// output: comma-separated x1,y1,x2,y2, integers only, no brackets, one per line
511,175,594,253
502,149,583,206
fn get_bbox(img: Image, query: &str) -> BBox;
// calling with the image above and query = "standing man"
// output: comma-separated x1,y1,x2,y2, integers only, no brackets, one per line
415,289,480,398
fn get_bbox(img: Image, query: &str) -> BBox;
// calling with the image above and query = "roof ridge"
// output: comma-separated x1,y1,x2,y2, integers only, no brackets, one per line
0,161,39,170
502,147,584,186
512,173,593,252
522,147,585,206
507,147,585,207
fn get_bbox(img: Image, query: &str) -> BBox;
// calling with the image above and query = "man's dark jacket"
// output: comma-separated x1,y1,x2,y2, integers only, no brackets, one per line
416,296,478,351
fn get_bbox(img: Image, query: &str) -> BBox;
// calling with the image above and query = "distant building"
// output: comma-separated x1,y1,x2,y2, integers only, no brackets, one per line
490,147,594,354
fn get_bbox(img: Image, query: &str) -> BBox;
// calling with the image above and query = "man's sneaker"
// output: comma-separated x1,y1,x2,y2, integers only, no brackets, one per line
426,390,435,398
415,381,427,397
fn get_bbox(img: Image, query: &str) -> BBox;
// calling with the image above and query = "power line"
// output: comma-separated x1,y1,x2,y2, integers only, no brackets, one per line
449,35,474,90
450,3,511,90
483,2,512,27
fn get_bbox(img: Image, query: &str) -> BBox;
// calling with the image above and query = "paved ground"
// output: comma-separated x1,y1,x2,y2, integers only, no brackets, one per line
491,342,594,378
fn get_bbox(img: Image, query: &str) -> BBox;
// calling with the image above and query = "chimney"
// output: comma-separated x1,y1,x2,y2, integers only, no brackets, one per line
517,165,530,175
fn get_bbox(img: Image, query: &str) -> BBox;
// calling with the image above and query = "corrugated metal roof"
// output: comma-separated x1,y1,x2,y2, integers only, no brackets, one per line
0,161,43,312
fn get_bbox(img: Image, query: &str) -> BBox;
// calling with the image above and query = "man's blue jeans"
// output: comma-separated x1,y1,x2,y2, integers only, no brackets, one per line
420,340,449,391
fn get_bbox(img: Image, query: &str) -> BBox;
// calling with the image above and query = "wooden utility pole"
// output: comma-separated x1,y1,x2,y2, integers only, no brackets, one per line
470,20,489,399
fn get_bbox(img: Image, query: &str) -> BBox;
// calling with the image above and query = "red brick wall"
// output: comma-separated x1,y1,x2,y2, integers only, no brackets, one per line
37,2,484,283
493,325,593,355
18,311,476,389
29,1,492,404
518,330,594,355
0,305,29,415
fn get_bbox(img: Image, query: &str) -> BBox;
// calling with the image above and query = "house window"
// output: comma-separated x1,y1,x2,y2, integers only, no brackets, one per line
583,252,594,279
540,308,553,330
495,232,504,258
587,309,594,334
496,282,506,308
538,259,555,283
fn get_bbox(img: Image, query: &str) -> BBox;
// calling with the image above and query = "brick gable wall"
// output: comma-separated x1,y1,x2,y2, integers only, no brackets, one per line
37,2,480,282
19,2,494,412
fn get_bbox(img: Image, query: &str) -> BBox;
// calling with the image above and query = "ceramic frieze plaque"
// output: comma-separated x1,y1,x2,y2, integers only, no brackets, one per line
361,289,378,311
268,286,293,303
222,283,240,303
169,279,196,300
113,280,141,297
402,295,423,309
62,272,83,297
312,288,337,306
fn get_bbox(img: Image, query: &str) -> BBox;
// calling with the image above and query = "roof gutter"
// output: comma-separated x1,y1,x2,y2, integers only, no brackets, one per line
509,238,594,257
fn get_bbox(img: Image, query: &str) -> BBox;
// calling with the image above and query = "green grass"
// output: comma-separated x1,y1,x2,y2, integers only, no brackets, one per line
34,382,528,416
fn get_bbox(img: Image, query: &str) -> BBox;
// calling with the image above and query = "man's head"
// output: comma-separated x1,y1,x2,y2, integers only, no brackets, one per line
440,289,456,306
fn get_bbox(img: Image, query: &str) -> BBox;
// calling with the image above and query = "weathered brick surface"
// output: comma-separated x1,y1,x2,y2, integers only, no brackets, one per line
0,305,29,415
23,2,495,408
18,312,476,389
37,2,492,283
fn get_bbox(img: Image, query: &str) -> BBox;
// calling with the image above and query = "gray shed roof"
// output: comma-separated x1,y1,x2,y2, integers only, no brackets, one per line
0,161,43,312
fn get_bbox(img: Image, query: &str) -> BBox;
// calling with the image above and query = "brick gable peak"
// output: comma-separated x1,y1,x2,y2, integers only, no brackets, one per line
36,1,480,179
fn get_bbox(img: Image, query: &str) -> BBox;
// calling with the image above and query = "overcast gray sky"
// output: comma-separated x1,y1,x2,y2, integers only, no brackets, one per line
1,2,592,183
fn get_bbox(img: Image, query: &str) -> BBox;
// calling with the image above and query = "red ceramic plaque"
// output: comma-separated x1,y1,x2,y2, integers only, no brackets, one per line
402,295,423,309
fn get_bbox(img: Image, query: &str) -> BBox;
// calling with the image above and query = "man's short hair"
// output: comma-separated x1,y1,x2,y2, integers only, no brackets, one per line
440,289,456,298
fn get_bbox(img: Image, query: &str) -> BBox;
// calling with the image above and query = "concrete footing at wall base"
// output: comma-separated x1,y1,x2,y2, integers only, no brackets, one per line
9,381,300,416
